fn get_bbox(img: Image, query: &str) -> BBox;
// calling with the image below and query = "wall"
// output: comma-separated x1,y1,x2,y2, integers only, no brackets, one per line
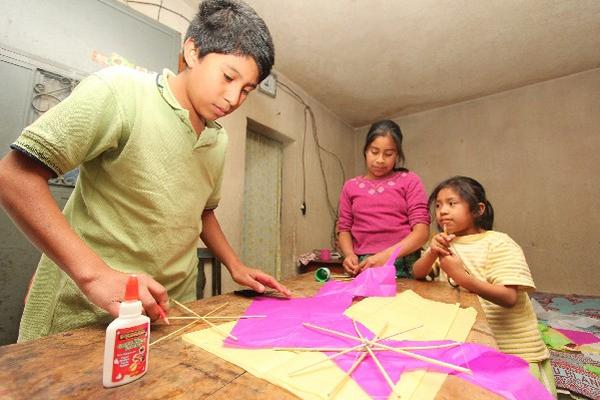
121,1,355,293
355,68,600,295
218,77,353,292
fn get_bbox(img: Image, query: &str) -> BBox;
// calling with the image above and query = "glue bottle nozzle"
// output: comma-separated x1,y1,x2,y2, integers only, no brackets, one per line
124,275,140,301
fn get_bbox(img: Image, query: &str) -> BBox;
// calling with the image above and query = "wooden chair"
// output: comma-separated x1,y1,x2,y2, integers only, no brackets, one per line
197,247,222,298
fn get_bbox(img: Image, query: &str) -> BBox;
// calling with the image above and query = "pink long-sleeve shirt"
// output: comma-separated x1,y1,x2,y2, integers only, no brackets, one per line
337,171,430,255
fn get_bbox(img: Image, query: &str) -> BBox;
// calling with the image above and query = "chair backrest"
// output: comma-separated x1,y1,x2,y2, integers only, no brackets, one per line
197,248,222,298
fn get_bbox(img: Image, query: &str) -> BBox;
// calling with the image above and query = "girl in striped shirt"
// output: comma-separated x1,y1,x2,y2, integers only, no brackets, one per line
413,176,556,397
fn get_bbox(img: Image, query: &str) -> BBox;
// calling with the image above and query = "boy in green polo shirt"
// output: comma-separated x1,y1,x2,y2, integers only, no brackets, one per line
0,0,291,342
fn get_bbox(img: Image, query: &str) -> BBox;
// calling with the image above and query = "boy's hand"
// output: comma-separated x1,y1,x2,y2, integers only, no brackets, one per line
80,268,169,322
231,265,292,297
342,254,359,276
429,231,455,257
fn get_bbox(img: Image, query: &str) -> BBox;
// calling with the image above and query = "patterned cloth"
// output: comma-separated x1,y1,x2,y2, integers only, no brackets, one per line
551,349,600,399
532,292,600,399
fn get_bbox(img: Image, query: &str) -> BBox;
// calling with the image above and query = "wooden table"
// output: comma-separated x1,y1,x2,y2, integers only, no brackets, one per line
0,275,501,399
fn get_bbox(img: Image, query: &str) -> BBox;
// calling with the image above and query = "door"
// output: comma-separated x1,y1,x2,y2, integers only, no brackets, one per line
241,129,282,279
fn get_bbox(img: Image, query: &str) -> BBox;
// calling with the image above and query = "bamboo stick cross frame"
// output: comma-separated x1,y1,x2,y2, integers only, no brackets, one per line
149,300,265,347
278,320,470,399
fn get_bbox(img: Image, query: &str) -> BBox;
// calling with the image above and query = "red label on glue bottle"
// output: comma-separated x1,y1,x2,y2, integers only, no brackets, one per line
103,275,150,388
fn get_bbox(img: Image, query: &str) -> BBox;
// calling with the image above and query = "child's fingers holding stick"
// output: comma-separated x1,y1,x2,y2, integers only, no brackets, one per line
430,226,455,257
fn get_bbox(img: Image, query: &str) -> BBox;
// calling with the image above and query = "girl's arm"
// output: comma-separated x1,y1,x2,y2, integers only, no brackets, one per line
412,248,436,279
0,151,169,320
200,209,291,297
358,223,429,271
440,254,518,307
338,231,359,275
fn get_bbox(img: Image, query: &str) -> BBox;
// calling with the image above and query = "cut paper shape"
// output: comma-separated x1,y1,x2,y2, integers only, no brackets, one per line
315,247,400,299
226,254,399,349
184,290,552,399
316,263,397,299
554,328,600,346
538,323,572,350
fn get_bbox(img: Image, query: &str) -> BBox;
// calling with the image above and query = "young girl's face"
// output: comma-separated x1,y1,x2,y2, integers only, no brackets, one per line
364,134,397,179
435,187,483,236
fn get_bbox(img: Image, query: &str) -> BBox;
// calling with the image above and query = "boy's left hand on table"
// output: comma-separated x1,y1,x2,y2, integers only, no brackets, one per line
231,265,292,297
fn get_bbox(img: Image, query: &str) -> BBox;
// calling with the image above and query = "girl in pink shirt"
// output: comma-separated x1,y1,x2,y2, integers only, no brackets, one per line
337,120,430,277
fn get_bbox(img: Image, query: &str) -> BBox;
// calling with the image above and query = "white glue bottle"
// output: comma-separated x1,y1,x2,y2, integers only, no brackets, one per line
103,275,150,388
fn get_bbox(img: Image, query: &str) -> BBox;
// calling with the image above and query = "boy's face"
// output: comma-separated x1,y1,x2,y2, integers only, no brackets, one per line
184,47,259,121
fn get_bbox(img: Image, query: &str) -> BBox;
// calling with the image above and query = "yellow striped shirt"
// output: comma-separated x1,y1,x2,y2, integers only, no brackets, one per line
449,231,549,362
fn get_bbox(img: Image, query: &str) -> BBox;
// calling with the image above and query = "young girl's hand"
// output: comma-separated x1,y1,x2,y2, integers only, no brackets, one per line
343,254,360,276
439,253,469,286
429,231,456,257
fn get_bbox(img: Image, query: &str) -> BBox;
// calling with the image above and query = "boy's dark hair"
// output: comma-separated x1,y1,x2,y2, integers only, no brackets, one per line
363,120,407,171
428,176,495,230
185,0,274,82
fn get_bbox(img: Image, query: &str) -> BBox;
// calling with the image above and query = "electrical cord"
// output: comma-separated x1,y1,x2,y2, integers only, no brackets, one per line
277,80,346,248
125,0,192,24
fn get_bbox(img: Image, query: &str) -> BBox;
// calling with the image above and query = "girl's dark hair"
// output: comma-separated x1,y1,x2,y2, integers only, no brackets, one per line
185,0,274,82
363,120,406,171
428,176,494,230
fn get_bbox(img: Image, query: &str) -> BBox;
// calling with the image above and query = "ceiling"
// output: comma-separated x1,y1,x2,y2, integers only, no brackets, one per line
184,1,600,127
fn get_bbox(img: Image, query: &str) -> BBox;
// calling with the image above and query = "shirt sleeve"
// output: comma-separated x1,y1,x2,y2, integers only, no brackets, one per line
486,235,536,290
404,173,431,227
11,73,123,176
336,181,353,232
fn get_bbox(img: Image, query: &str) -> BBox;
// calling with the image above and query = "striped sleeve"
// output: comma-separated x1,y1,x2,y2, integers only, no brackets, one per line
486,234,536,290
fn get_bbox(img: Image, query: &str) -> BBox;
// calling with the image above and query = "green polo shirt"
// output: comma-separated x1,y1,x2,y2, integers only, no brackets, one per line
13,66,227,341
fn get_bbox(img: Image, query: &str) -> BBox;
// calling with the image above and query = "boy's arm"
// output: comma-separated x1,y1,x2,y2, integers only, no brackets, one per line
200,209,291,297
0,151,169,320
439,254,518,307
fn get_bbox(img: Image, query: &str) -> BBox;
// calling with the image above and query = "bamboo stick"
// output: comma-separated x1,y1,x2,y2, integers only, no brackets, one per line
287,342,367,377
364,343,401,398
352,321,401,398
328,349,369,398
379,324,424,340
302,323,364,343
166,315,265,320
372,342,471,374
172,300,237,341
149,319,201,347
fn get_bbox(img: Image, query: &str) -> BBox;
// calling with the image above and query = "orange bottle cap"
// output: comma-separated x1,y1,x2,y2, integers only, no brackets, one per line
124,275,139,301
